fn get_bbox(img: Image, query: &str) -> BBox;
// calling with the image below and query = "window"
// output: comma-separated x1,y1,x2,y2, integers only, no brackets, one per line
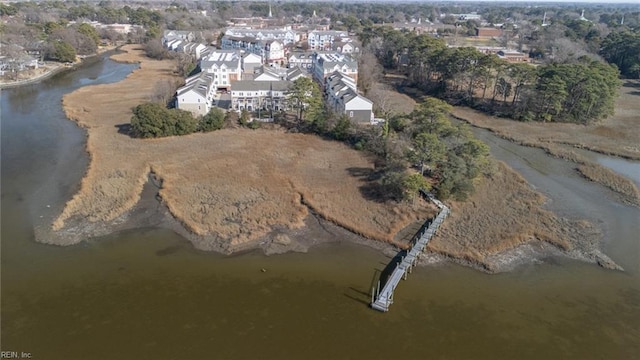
349,111,354,118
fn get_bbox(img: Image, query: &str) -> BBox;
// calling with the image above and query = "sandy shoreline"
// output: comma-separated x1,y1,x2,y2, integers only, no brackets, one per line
40,44,623,273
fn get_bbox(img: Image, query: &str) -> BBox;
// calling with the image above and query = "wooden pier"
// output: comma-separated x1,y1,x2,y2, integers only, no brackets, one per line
371,194,449,312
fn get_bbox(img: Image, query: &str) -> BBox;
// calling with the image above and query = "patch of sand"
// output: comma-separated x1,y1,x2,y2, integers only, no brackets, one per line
53,45,434,248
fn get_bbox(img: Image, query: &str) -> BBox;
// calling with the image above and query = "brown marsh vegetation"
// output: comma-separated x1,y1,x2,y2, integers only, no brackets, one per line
450,80,640,160
53,45,434,249
428,162,594,271
52,45,611,270
449,82,640,207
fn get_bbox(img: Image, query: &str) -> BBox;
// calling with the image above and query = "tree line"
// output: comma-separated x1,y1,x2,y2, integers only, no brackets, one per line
363,26,621,124
599,29,640,79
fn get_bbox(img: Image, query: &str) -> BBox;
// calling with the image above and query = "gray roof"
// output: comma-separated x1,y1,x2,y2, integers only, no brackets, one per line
177,72,214,98
326,71,356,89
231,80,292,92
341,88,372,105
286,67,306,81
315,53,357,71
200,50,241,69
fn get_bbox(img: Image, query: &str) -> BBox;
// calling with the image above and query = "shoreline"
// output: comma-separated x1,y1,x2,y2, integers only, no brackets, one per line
37,170,618,274
0,63,71,89
450,112,640,207
38,44,624,274
48,44,435,255
0,46,118,90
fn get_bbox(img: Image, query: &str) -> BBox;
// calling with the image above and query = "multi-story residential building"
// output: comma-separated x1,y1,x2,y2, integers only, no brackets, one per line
312,52,358,84
334,41,356,54
324,71,373,124
199,50,243,91
287,51,314,70
224,28,300,45
242,53,263,73
221,35,263,55
175,72,216,117
251,66,308,82
230,81,291,112
162,30,196,45
221,36,285,65
180,43,208,60
263,40,285,65
307,30,349,51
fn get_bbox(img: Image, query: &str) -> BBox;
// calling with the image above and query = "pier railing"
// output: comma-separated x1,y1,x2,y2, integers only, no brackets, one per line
371,191,449,312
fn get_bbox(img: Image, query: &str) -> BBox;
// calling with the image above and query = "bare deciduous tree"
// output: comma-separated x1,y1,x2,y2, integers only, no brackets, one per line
357,46,383,96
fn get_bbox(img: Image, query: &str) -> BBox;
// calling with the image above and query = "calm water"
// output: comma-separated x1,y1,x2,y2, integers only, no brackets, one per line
1,56,639,359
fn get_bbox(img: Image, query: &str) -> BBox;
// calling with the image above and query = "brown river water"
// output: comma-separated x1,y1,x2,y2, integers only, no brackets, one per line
1,54,639,359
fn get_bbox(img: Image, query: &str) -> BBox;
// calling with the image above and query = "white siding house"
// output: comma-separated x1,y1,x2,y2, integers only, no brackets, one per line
324,71,373,123
312,52,358,84
308,30,349,51
200,50,242,90
230,80,291,112
242,53,263,73
176,73,216,117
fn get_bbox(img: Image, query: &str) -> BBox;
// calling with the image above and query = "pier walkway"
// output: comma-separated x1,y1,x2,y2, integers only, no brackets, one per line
371,193,449,312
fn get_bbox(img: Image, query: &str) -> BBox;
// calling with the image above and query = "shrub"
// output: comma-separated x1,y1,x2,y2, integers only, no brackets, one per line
131,103,198,138
199,108,225,132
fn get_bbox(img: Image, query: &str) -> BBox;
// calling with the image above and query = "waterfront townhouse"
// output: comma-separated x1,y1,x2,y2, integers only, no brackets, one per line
324,71,373,124
175,72,216,117
199,50,243,91
307,30,349,51
312,52,358,84
230,80,291,112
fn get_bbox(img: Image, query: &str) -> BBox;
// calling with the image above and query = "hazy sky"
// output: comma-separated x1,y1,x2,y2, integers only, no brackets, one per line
427,0,639,3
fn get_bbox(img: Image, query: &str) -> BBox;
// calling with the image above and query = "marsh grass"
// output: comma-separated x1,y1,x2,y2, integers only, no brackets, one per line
54,45,435,247
429,162,573,268
451,105,640,207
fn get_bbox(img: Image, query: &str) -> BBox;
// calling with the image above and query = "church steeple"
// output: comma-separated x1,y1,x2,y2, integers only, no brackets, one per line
268,0,272,18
